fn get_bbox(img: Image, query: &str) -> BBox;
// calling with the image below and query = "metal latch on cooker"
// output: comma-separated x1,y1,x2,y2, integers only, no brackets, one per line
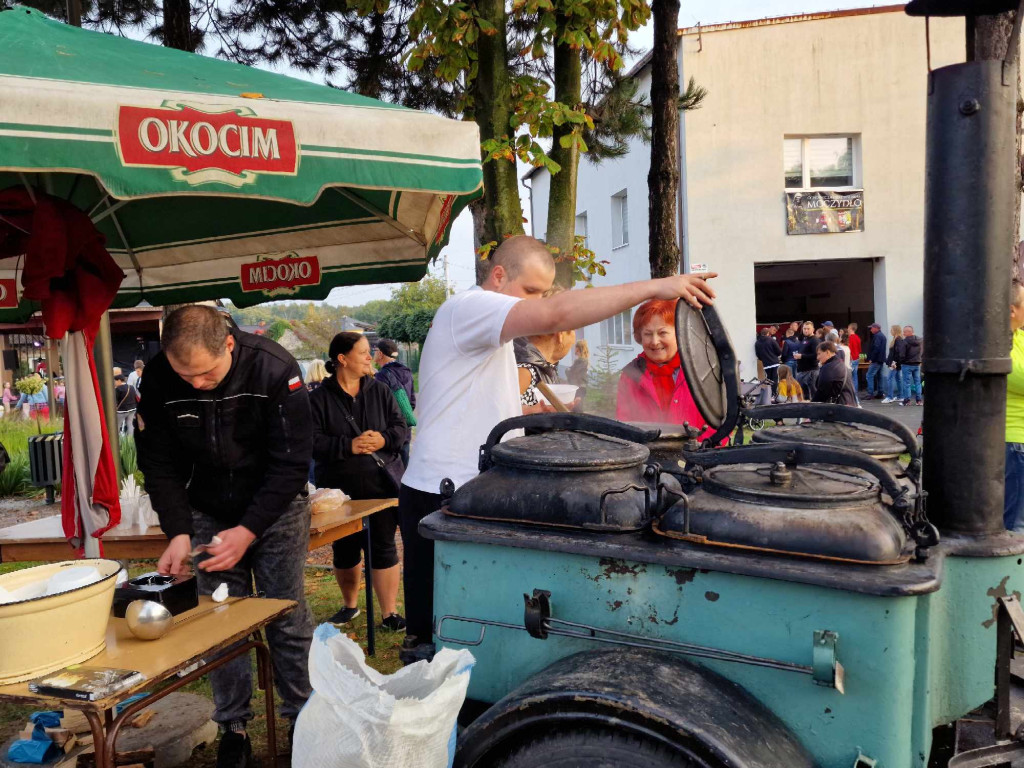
813,630,845,694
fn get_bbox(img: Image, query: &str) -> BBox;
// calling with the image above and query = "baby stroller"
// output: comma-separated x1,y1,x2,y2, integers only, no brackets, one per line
739,378,772,432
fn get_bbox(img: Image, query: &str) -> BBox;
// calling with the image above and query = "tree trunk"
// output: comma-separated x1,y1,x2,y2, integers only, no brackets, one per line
163,0,196,52
471,0,525,251
968,12,1022,278
546,17,582,287
647,0,682,279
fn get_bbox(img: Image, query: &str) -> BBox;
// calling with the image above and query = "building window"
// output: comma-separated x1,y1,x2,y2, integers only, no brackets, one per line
575,212,588,250
784,136,857,189
611,190,629,248
602,309,632,346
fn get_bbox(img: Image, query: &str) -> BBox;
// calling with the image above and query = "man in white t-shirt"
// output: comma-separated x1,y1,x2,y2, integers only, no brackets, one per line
398,235,716,657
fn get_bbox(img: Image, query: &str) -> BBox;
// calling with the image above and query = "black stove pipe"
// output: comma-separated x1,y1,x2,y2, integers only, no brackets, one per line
921,59,1014,536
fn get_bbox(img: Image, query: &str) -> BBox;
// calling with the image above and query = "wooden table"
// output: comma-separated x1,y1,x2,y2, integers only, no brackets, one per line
0,497,398,655
0,498,397,562
0,596,293,768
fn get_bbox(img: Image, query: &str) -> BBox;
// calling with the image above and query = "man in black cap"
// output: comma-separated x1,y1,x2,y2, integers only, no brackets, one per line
864,322,888,399
136,305,313,768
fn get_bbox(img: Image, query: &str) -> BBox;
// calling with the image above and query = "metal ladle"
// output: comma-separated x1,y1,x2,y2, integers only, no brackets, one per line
124,597,234,641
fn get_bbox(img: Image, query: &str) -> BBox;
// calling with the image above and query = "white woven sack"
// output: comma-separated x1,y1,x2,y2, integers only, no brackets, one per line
293,624,475,768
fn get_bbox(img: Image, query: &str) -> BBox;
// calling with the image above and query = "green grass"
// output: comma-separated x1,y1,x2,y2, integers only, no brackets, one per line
0,561,404,764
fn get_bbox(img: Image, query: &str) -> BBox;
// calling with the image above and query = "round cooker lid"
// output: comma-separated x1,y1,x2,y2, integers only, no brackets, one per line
675,303,739,438
490,430,650,471
701,462,878,507
751,422,905,457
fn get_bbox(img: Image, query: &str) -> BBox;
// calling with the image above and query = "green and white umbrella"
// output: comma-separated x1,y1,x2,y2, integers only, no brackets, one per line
0,6,482,321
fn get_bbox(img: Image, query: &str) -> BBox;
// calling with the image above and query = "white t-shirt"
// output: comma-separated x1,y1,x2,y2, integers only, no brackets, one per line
402,286,523,493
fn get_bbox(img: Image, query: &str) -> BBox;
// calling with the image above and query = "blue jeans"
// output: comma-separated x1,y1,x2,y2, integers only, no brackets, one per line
902,365,922,402
886,368,904,400
1005,443,1024,531
866,362,884,396
786,360,798,377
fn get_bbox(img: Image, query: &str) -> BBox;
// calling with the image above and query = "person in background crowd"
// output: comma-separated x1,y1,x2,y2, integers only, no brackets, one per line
777,364,805,404
864,323,888,399
2,382,14,415
899,325,924,406
114,373,139,436
400,236,716,660
305,359,328,393
311,332,407,632
515,324,577,408
1005,280,1024,531
883,324,904,404
127,360,144,391
566,340,590,389
137,305,314,766
847,323,862,389
617,298,711,431
822,321,835,333
781,326,801,377
837,330,853,371
754,327,782,398
793,320,820,399
14,374,48,420
54,377,65,418
813,341,857,406
374,339,416,467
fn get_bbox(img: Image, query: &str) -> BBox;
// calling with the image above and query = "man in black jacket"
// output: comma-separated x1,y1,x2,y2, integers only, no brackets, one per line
754,327,782,397
136,305,313,768
898,325,924,405
374,339,415,466
792,320,819,398
812,341,857,405
864,323,888,399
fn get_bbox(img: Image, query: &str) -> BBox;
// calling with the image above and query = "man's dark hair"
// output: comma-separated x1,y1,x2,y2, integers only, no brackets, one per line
161,305,230,361
114,374,126,383
376,339,399,358
759,327,770,337
817,341,837,355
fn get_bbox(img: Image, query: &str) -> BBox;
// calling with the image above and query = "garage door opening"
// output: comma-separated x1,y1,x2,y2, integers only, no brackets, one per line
754,259,876,331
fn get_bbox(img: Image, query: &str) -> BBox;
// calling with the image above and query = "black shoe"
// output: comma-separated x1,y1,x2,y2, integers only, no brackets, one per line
328,606,360,625
381,613,407,632
217,730,251,768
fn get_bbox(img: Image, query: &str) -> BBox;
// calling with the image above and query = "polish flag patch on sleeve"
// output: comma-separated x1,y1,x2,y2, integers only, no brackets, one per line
288,376,302,391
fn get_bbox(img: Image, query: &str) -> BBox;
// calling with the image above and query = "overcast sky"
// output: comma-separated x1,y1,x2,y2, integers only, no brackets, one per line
318,0,876,308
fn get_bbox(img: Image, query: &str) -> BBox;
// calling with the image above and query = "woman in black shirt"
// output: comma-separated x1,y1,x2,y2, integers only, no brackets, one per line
310,332,409,631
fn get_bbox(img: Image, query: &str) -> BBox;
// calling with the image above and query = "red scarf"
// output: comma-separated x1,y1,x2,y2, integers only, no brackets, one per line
642,352,680,412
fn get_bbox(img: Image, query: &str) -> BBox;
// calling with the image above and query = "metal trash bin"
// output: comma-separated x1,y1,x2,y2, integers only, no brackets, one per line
27,433,63,504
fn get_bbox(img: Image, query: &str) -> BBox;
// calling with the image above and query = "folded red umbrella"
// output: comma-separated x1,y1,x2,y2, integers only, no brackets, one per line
0,188,124,555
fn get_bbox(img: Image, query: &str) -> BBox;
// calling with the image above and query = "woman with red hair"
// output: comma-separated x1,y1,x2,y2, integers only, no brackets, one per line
616,298,709,433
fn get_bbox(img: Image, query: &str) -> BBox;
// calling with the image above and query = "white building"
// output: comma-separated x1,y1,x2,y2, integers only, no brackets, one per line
524,5,964,375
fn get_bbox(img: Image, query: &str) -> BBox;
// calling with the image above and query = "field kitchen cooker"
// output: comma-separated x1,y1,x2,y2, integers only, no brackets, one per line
419,6,1024,764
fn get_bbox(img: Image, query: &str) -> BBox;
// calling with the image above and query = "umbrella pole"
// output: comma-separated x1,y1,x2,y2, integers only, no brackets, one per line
94,312,121,484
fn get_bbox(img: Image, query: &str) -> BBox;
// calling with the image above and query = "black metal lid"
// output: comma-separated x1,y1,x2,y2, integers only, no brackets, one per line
701,463,878,508
675,302,739,443
751,422,906,458
490,431,650,471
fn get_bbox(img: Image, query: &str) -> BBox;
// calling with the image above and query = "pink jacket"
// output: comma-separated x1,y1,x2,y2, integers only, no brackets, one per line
615,356,713,438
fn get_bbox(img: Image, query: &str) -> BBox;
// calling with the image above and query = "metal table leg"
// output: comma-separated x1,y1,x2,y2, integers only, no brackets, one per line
104,639,277,767
365,517,375,657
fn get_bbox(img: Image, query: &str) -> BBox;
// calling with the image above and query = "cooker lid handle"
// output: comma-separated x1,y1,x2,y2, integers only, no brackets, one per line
479,414,660,472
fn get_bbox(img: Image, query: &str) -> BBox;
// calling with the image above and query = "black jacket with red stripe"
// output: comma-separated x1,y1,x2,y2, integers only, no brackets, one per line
136,329,312,539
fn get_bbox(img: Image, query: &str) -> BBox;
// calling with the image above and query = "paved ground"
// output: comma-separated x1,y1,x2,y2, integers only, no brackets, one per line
858,393,923,433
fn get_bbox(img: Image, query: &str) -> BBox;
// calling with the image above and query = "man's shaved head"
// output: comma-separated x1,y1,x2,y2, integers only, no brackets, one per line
487,236,555,282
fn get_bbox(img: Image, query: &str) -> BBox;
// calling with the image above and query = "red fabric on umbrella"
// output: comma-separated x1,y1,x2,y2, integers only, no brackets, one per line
0,188,124,554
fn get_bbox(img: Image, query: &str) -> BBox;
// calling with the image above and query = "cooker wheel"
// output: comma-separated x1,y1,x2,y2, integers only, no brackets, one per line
491,727,723,768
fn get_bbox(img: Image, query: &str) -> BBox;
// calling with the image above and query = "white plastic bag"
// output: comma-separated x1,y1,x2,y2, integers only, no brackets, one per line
293,624,475,768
